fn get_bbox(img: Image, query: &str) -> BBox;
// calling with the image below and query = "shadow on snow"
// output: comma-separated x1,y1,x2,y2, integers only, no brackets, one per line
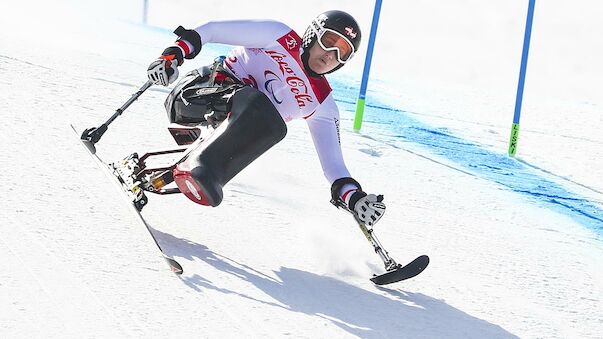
155,230,517,339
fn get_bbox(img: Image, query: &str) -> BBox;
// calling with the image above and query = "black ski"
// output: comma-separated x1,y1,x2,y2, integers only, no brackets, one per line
331,198,429,285
71,124,183,275
370,255,429,285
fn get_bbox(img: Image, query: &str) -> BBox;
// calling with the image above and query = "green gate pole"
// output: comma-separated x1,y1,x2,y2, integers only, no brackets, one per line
509,0,536,156
354,0,383,132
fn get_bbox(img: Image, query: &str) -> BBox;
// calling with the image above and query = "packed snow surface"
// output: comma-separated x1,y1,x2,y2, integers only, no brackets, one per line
1,0,602,338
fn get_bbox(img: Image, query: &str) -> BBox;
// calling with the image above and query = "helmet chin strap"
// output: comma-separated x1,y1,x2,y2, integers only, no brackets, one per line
301,46,343,78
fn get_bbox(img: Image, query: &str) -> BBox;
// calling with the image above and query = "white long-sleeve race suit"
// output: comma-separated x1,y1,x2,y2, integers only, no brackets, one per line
178,20,357,197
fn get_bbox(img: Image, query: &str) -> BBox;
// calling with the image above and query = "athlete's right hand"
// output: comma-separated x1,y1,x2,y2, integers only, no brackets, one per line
147,56,179,86
147,46,184,86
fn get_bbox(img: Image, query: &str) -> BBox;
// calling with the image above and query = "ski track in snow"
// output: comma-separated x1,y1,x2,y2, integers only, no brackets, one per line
2,2,603,338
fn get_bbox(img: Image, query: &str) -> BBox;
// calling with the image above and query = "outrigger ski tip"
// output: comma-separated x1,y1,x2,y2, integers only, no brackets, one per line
82,139,96,154
331,198,430,285
370,255,429,285
80,137,97,155
70,124,96,153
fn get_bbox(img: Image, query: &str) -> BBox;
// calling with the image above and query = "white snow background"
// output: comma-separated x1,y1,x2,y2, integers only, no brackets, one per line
1,0,602,338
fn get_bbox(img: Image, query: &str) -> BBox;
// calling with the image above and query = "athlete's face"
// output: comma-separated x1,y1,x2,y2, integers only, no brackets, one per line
307,42,341,74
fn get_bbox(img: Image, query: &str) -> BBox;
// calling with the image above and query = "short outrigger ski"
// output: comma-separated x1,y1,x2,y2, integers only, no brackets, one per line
370,255,429,285
333,198,429,285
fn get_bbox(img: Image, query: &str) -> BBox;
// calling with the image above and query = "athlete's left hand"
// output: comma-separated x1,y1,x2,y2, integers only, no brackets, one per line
349,192,386,227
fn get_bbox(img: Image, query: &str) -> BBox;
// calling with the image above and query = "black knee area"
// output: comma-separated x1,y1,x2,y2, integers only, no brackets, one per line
186,87,287,206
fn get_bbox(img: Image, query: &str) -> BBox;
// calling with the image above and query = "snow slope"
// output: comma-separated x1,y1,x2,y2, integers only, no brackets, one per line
1,1,602,338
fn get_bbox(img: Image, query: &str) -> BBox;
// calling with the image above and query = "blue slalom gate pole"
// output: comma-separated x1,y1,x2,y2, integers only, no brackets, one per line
143,0,149,25
509,0,536,156
354,0,383,132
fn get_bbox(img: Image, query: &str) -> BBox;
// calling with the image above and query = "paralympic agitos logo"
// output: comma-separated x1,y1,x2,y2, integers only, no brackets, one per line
264,70,283,104
265,50,313,108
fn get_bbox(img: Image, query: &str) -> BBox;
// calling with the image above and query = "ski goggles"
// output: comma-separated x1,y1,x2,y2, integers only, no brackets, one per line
313,28,356,64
